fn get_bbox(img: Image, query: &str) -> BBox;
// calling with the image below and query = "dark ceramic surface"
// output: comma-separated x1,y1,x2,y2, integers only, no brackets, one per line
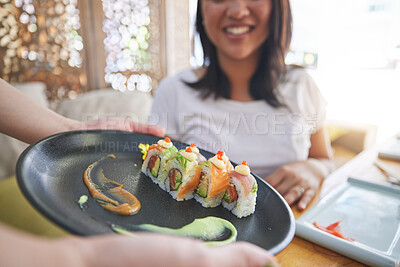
16,130,295,254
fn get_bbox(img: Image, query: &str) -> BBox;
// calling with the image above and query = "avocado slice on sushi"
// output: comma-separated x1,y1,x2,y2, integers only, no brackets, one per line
196,173,208,197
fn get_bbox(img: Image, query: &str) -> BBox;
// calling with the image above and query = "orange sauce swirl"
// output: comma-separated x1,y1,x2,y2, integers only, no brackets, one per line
83,154,141,215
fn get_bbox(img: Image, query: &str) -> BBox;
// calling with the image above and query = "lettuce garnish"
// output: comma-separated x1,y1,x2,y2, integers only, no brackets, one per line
199,161,212,168
174,150,189,169
162,146,178,159
251,180,258,193
138,143,150,160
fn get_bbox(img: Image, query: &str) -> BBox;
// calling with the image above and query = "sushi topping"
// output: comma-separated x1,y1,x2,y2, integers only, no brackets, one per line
208,162,230,198
235,161,251,176
217,150,229,163
161,146,178,159
199,161,212,168
180,148,197,162
210,154,225,170
229,170,255,197
158,137,173,148
190,144,200,154
177,166,202,199
148,155,161,178
223,183,238,203
138,143,150,160
169,169,182,191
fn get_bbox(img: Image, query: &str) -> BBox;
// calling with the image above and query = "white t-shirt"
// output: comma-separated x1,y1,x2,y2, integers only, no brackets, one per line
149,67,326,178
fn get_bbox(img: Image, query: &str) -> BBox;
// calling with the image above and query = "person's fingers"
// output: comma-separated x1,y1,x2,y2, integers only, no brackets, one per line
283,185,305,206
74,232,280,267
234,242,279,267
265,167,300,196
130,121,166,137
83,118,125,131
82,118,166,137
211,242,279,267
297,188,315,210
274,174,299,195
131,234,278,267
264,169,285,187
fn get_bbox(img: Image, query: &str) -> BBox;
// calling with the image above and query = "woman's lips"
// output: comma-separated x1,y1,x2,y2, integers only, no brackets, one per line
225,26,251,35
223,25,254,39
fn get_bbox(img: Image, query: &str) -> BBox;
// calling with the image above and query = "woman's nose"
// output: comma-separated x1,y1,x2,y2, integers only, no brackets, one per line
226,0,250,19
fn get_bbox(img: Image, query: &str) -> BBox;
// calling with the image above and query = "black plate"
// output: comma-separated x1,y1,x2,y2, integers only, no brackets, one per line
16,130,295,254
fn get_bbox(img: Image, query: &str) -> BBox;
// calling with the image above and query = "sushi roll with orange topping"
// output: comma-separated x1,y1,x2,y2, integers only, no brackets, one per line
164,146,202,201
194,151,231,208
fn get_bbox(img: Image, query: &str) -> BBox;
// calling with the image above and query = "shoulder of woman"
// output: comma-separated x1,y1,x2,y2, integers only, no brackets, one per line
154,71,187,99
156,69,197,94
279,65,326,111
280,65,321,97
282,65,314,84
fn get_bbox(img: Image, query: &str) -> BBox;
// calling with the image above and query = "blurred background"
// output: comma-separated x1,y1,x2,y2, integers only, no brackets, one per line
0,0,399,179
287,0,400,144
190,0,400,144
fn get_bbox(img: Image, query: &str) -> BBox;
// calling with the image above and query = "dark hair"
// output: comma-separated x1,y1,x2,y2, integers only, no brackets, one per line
187,0,292,108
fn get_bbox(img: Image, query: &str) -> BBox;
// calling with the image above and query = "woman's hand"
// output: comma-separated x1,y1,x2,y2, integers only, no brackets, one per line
265,127,335,210
264,158,333,210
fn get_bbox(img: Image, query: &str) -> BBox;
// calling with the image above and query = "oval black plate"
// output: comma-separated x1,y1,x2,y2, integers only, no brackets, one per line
16,130,295,254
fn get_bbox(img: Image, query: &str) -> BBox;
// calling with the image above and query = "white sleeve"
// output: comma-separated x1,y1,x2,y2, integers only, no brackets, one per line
148,77,181,140
297,70,327,133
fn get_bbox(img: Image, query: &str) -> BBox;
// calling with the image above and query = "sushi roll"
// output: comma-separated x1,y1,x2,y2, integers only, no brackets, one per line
195,151,230,208
222,161,257,218
141,137,178,190
164,146,202,201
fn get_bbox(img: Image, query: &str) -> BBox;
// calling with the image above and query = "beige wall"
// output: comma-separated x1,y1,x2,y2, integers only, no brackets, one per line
164,0,191,76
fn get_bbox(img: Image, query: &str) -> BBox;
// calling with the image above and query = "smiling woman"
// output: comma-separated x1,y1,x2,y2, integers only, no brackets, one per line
188,0,292,105
201,0,272,61
150,0,335,210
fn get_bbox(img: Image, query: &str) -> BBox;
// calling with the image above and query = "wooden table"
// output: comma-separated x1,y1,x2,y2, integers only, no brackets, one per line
276,140,400,266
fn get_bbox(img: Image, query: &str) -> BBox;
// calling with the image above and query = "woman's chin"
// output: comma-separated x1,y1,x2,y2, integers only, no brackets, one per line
218,49,257,62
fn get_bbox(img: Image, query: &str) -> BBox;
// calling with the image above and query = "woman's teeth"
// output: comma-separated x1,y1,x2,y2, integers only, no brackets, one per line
225,26,250,35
